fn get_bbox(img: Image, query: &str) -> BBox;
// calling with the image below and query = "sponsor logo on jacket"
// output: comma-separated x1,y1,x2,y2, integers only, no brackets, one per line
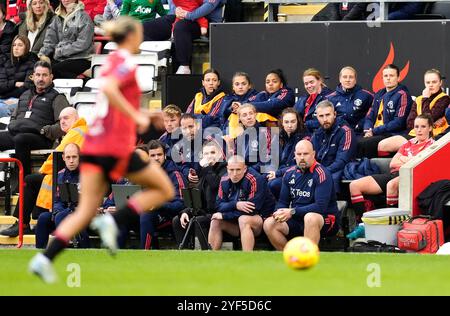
135,6,152,14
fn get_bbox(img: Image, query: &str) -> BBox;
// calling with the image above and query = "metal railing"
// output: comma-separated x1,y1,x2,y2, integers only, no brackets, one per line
1,158,24,248
241,0,450,22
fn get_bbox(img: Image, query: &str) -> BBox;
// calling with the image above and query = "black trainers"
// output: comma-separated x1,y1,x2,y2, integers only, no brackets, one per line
0,221,33,237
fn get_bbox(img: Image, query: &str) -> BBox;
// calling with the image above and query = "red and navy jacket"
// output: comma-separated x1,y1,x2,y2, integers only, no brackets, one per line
364,84,412,135
276,162,338,218
294,86,333,135
216,168,275,220
326,84,373,133
233,122,273,174
311,119,356,189
275,130,305,178
161,159,186,214
248,86,295,118
159,128,182,156
186,87,225,129
219,88,258,127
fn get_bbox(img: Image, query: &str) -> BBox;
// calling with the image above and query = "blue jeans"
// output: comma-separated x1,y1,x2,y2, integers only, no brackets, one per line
35,210,90,249
0,98,18,118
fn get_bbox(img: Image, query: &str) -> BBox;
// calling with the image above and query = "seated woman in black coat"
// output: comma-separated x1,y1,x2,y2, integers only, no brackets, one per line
0,35,38,117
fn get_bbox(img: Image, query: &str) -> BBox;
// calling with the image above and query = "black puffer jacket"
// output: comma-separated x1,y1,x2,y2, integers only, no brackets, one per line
0,52,38,99
0,20,17,62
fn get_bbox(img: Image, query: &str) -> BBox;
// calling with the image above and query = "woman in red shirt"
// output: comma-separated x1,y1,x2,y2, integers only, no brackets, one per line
350,113,435,215
29,16,175,283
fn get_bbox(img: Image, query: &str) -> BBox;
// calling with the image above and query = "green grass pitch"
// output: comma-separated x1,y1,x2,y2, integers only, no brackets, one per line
1,249,450,296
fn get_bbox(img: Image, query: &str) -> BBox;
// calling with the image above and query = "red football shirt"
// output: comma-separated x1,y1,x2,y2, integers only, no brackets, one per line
399,138,434,157
82,49,140,158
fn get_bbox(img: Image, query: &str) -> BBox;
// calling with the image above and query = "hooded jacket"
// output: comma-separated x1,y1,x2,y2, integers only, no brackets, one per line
39,2,94,62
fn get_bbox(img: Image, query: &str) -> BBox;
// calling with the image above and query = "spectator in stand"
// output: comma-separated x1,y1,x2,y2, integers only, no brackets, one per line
311,100,356,192
223,103,272,174
267,107,306,199
94,0,121,27
388,2,426,20
208,155,275,251
350,114,435,215
0,61,69,176
312,2,371,21
358,64,412,158
172,0,208,37
295,68,333,136
0,35,38,117
326,66,374,133
34,143,88,248
0,107,84,237
38,0,94,79
17,0,54,55
263,140,340,248
143,0,225,75
220,71,258,138
172,113,226,181
186,68,225,129
159,104,182,154
247,69,295,128
120,0,166,23
0,3,18,63
140,140,186,249
378,69,450,154
172,140,227,249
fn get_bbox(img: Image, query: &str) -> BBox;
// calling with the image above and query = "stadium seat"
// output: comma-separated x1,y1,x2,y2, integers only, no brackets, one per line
72,92,97,126
53,78,84,105
104,42,118,53
139,41,172,68
91,53,159,93
370,158,392,175
84,78,100,92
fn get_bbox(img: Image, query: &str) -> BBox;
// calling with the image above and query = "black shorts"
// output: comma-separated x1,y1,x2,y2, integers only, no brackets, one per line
372,172,399,193
80,152,148,183
286,213,340,239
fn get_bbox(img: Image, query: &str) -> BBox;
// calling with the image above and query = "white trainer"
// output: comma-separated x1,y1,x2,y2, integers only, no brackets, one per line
175,65,191,75
90,213,119,256
29,253,58,284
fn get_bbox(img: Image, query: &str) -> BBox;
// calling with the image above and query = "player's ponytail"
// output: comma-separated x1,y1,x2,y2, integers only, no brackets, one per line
102,16,140,44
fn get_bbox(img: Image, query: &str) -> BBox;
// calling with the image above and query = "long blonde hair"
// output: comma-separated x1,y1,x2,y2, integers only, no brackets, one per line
26,0,52,32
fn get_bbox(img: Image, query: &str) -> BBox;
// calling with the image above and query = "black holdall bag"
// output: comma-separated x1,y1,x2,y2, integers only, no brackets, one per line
347,240,406,253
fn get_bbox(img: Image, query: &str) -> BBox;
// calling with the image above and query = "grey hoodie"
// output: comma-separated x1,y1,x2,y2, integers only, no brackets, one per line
39,2,94,62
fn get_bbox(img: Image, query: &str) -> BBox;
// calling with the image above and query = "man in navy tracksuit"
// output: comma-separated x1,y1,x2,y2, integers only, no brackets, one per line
159,104,182,156
35,143,88,248
358,64,412,158
208,155,275,251
326,67,373,133
140,140,186,249
311,100,356,192
263,140,339,249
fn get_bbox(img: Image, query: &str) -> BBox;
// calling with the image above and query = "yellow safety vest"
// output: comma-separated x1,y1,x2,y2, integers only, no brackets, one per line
193,91,225,115
374,100,384,128
409,92,449,137
36,118,88,210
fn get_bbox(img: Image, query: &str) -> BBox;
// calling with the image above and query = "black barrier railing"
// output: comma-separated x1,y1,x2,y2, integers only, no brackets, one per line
1,158,24,248
241,0,450,22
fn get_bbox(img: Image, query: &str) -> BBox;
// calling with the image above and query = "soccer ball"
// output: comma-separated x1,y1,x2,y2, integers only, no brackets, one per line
283,237,319,269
